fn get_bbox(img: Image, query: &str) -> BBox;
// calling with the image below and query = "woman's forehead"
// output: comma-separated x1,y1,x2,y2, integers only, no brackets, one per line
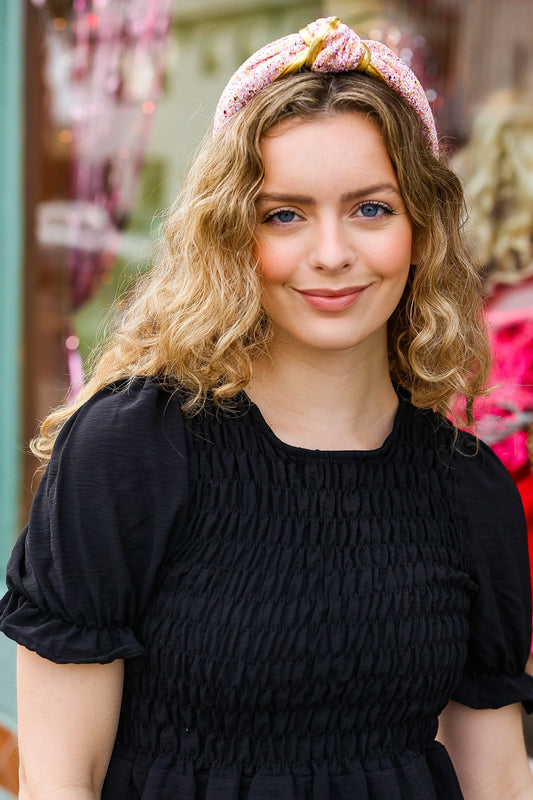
259,114,397,191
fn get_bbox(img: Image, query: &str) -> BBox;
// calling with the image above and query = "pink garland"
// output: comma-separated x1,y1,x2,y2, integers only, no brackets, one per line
31,0,174,398
476,290,533,471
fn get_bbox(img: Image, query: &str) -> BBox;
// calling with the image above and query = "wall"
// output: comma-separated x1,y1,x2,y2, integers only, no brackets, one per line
0,1,23,567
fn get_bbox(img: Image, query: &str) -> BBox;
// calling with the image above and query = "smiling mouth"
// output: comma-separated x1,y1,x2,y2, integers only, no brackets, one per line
299,286,368,297
296,286,369,311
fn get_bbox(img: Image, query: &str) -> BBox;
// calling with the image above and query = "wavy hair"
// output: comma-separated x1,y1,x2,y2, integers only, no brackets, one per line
33,71,490,462
453,89,533,288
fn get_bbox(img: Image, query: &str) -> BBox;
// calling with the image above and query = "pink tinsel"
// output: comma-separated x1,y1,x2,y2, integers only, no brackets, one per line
476,285,533,471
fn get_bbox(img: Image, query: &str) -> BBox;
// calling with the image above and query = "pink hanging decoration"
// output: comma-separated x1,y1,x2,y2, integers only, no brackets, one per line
31,0,174,396
68,0,174,309
475,282,533,472
65,331,85,402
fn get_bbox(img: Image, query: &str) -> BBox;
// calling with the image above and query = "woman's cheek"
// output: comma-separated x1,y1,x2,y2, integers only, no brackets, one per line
255,238,295,281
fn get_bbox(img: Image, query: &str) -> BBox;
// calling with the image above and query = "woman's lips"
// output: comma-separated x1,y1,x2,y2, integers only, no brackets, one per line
296,286,368,312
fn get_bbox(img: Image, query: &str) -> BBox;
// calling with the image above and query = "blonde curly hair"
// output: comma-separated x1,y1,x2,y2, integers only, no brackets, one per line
33,71,490,462
453,89,533,288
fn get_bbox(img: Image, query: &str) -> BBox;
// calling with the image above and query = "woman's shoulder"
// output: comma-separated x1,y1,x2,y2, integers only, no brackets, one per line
404,397,522,502
70,375,181,422
430,414,526,536
404,401,527,570
53,376,188,469
453,430,525,526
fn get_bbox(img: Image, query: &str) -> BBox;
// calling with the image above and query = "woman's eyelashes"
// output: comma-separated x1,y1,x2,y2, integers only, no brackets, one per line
354,201,394,218
261,208,303,225
260,200,395,226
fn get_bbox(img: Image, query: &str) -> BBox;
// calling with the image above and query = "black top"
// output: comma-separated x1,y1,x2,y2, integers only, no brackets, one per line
2,377,533,800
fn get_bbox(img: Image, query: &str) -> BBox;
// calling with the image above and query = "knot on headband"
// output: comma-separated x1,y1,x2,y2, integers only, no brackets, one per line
278,18,386,82
213,16,439,158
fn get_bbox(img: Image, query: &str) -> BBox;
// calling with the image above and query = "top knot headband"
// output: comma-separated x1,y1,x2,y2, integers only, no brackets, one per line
213,16,439,158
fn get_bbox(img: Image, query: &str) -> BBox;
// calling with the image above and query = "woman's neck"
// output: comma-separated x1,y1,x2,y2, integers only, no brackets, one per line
246,343,399,451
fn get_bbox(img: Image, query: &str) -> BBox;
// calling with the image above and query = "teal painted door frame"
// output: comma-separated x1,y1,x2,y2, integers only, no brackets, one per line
0,0,23,571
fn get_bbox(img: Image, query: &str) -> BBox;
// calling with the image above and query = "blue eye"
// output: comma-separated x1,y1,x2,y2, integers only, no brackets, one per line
356,201,393,218
359,203,383,217
273,210,297,223
261,208,303,226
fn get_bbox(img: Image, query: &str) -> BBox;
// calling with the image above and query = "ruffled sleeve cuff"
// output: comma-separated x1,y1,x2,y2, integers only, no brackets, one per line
0,590,146,665
452,670,533,713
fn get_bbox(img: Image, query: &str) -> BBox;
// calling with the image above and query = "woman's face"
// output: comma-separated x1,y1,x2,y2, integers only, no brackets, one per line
254,112,415,360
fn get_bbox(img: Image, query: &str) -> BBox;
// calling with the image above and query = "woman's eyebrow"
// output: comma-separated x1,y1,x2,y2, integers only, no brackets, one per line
256,183,402,205
341,183,402,201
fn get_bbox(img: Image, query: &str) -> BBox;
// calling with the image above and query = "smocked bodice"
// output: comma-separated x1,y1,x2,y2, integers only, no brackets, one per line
1,379,532,799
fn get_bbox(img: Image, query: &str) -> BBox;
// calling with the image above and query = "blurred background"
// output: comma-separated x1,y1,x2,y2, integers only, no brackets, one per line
2,0,533,795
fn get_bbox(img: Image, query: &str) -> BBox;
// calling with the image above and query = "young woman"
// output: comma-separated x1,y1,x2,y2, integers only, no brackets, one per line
2,16,533,800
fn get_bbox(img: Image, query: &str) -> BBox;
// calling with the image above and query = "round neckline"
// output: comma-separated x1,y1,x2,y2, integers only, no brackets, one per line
242,387,409,459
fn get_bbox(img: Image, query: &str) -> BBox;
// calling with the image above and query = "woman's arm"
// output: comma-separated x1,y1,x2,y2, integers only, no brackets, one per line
437,700,533,799
17,645,124,800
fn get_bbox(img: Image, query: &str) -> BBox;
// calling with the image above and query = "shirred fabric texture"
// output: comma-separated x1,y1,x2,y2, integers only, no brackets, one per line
1,377,533,800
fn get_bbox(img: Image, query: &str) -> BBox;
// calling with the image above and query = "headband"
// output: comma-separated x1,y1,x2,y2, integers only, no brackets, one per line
213,16,439,158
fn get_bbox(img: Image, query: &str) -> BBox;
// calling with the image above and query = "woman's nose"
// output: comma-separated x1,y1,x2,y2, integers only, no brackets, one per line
308,219,355,272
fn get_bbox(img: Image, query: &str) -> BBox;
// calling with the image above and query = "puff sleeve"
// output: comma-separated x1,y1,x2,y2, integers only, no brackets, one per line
0,378,189,664
451,436,533,711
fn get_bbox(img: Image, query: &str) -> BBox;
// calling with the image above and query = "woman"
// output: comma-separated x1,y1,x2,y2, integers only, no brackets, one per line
2,17,533,800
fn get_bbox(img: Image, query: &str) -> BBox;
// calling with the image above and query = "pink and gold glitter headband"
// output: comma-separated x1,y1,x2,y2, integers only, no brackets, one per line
213,16,439,158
